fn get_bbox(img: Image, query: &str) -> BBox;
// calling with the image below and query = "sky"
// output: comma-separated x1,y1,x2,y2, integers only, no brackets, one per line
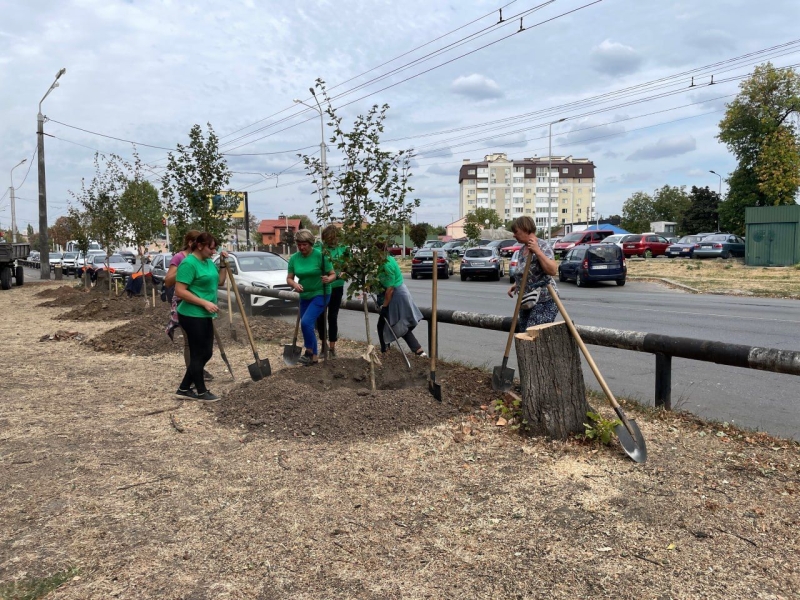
1,0,799,232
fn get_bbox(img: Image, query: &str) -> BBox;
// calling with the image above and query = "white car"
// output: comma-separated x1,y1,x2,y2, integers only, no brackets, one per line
600,234,636,251
214,251,293,311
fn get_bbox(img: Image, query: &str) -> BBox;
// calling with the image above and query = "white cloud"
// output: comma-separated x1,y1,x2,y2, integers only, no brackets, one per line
590,39,643,76
627,135,697,161
451,74,504,100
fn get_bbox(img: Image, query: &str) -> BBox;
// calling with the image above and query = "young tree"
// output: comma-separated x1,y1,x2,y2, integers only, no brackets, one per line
464,207,502,242
161,123,239,242
50,216,74,249
652,185,691,230
67,208,92,288
300,81,419,390
409,224,428,249
286,214,317,233
718,63,800,232
680,186,720,235
620,191,656,234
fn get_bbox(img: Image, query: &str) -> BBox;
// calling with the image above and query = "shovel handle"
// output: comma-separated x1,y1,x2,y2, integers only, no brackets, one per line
503,250,535,359
431,250,438,373
546,283,637,436
226,278,234,325
292,308,301,346
224,262,260,358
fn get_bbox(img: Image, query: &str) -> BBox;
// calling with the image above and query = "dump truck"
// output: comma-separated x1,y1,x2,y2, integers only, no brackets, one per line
0,241,30,290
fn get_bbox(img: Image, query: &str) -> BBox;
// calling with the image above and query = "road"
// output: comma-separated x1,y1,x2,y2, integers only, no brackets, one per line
23,265,800,440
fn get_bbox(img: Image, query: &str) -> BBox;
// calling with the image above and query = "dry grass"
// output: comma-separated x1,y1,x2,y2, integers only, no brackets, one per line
626,257,800,298
1,282,799,599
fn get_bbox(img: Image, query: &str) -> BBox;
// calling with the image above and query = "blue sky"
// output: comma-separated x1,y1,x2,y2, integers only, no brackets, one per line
1,0,799,230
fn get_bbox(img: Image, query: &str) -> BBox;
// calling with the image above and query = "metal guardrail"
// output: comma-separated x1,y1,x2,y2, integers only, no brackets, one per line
237,285,800,410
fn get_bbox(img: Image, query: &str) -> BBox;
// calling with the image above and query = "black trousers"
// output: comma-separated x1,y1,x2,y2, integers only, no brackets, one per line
177,314,214,393
377,316,422,354
316,285,344,343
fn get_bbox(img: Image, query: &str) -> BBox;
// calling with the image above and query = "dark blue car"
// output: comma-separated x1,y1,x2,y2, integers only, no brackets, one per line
665,234,714,258
558,244,626,287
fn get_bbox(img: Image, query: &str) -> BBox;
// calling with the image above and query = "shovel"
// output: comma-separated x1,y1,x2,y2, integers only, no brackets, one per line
283,309,303,366
547,283,647,463
384,319,412,370
492,250,534,392
212,321,235,379
223,261,272,381
226,277,238,342
428,250,442,401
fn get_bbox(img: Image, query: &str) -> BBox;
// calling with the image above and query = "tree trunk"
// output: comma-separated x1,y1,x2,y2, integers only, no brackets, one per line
514,322,590,440
362,297,376,392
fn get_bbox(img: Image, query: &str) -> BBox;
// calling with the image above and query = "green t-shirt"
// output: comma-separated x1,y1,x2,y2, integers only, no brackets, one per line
317,243,348,289
176,254,219,318
378,255,404,290
288,248,333,300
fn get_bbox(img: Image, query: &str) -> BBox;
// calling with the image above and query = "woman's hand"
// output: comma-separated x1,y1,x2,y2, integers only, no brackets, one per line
219,250,229,260
322,274,336,284
507,284,516,298
204,301,219,314
526,236,541,255
293,282,304,293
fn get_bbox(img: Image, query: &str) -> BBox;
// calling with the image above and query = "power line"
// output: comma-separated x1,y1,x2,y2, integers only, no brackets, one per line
14,147,38,192
47,119,176,150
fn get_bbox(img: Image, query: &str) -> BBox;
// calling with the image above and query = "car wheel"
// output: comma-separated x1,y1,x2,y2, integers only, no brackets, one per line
558,270,566,282
460,273,467,281
411,272,417,280
721,250,730,259
492,269,500,282
616,279,626,286
15,266,24,286
644,249,653,259
576,273,584,287
441,268,449,280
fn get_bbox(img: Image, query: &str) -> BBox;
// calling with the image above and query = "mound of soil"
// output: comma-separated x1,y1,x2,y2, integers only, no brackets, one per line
56,295,158,321
35,284,93,306
212,351,499,442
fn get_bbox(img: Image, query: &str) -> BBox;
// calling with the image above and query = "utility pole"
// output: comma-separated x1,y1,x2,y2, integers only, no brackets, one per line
9,159,27,243
294,90,331,224
243,191,250,250
709,170,723,232
547,118,566,241
37,68,66,279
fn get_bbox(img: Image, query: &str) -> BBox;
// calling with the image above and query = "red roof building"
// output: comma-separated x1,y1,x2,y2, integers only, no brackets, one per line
257,219,302,247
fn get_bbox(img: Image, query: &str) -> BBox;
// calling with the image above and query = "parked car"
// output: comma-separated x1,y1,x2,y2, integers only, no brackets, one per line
486,239,518,258
558,244,627,287
61,252,79,274
422,240,445,249
693,234,746,259
77,250,105,274
460,247,505,281
508,249,521,283
441,240,466,257
214,251,293,311
148,253,174,285
119,250,137,265
599,234,634,250
553,230,616,258
411,248,453,279
84,254,135,281
387,245,414,257
621,233,671,258
457,239,492,257
665,234,711,258
48,252,64,271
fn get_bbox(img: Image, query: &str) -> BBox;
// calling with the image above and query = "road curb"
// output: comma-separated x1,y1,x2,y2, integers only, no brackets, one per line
628,276,701,293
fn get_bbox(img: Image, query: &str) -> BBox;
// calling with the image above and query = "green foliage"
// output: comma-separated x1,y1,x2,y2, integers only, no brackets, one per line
161,123,237,242
582,411,621,445
620,191,656,234
0,566,79,600
26,223,34,238
493,395,523,427
286,214,317,233
120,151,163,258
680,186,720,234
653,185,691,230
299,80,419,300
464,207,501,241
718,63,800,227
409,224,428,248
49,216,73,249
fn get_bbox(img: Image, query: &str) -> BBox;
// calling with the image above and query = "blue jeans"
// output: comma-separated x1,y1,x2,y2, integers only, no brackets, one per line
299,295,329,355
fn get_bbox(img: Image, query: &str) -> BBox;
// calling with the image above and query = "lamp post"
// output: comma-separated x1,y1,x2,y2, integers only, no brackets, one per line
547,118,566,241
294,90,330,223
9,159,27,243
37,67,66,279
709,170,723,232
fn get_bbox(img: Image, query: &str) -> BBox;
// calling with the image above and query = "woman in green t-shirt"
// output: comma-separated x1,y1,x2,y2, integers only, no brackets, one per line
376,252,426,357
315,225,350,357
174,232,229,401
286,229,336,366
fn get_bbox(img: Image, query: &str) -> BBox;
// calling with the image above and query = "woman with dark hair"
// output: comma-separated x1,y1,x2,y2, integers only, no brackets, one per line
506,216,559,329
376,252,426,357
174,232,228,401
315,224,349,357
286,229,336,366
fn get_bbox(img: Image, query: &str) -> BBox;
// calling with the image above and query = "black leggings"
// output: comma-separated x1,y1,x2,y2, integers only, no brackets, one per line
377,316,422,354
316,286,344,343
177,314,214,393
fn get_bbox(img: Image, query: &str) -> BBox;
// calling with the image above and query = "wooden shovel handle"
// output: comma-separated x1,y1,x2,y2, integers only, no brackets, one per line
226,277,234,325
431,250,438,372
224,262,260,358
503,250,534,359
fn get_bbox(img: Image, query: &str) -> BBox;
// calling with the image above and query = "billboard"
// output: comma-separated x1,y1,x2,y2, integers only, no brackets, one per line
210,191,246,219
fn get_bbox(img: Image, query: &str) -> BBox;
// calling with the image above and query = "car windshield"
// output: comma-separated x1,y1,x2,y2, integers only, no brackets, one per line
678,235,704,244
560,232,584,242
441,242,461,249
415,250,433,257
49,253,62,259
63,253,78,259
603,235,624,243
93,256,108,263
702,234,729,242
108,255,126,263
237,255,288,272
466,249,493,258
587,246,620,263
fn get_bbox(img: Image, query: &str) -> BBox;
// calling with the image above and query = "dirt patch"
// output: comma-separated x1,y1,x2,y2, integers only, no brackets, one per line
2,284,799,599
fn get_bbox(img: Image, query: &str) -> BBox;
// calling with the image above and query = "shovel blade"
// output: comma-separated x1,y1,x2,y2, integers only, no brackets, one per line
283,344,303,366
429,375,442,402
491,366,515,392
614,419,647,463
247,359,271,382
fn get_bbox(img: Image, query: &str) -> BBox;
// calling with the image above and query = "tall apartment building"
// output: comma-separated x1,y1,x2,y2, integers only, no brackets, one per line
458,153,596,231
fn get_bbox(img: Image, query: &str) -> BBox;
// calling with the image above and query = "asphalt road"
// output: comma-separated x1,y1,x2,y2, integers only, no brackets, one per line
22,265,800,440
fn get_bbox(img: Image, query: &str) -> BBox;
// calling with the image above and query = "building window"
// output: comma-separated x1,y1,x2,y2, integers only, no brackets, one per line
468,169,475,175
578,168,583,174
525,188,532,193
562,208,568,214
513,187,523,193
562,168,568,173
536,187,548,193
513,177,523,183
468,199,476,205
525,199,531,204
536,168,548,176
577,208,582,214
526,168,532,174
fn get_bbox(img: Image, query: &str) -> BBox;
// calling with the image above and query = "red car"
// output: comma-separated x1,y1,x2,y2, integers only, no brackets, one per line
622,234,671,258
553,230,616,258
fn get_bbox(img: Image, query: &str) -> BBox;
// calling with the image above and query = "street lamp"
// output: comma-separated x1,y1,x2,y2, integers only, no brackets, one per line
9,159,27,243
709,170,723,232
294,90,330,223
547,118,566,241
37,67,66,278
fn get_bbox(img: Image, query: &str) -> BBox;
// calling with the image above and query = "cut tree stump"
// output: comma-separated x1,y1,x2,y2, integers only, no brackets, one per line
514,321,590,440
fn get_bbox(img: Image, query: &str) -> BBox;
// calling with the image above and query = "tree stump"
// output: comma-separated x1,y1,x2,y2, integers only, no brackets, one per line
514,322,590,440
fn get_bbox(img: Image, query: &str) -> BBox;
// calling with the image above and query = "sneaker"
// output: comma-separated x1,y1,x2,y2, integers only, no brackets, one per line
203,369,215,382
175,388,198,399
196,391,220,402
297,354,318,366
329,347,336,357
415,351,428,358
